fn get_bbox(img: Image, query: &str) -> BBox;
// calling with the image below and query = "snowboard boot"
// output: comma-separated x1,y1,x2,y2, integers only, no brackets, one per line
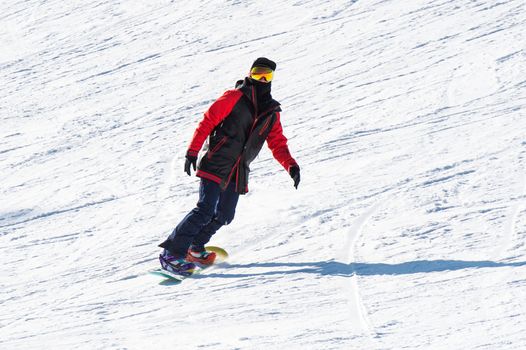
159,251,196,277
186,246,216,265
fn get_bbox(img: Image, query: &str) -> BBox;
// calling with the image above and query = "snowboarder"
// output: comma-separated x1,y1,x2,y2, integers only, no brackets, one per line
158,57,300,276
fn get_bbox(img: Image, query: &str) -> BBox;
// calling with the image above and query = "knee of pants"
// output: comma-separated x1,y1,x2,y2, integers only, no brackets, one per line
215,211,235,226
195,201,216,219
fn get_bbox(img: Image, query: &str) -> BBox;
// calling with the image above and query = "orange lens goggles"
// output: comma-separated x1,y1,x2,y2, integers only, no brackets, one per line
250,67,274,82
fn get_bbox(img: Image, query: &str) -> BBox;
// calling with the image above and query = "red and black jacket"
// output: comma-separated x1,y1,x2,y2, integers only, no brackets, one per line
187,79,297,194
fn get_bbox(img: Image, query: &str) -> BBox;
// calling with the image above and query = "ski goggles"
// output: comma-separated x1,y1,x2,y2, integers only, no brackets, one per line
250,66,274,83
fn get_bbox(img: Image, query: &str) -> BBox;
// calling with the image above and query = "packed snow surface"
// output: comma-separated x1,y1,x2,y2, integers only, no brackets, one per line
1,0,526,349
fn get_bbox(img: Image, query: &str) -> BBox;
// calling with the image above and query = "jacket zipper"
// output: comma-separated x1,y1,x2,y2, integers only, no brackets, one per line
226,88,278,192
249,105,276,136
226,113,259,191
207,136,227,159
234,105,277,190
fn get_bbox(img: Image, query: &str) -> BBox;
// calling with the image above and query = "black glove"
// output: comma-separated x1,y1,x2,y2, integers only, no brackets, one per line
289,165,300,189
184,152,197,176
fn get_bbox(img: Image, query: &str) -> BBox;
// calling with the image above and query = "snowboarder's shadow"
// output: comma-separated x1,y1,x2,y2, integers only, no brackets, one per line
200,259,526,278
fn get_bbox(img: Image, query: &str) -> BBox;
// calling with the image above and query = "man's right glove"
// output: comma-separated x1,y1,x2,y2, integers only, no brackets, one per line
289,165,300,189
184,151,198,176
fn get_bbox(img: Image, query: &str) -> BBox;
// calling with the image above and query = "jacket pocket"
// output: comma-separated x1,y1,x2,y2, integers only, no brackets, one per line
207,136,228,159
258,117,272,136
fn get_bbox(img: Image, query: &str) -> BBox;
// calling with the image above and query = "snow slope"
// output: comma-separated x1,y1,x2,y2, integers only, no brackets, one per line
1,0,526,349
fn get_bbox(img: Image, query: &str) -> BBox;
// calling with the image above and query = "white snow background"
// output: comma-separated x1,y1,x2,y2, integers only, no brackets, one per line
1,0,526,349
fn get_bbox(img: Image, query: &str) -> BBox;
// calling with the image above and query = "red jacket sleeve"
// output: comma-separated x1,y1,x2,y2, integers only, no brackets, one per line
187,90,242,156
266,112,298,171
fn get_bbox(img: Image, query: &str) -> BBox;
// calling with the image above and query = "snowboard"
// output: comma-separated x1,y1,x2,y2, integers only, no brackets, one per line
150,246,228,282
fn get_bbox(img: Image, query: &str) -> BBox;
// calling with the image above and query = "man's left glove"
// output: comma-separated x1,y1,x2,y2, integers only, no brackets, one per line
289,165,300,189
184,151,198,176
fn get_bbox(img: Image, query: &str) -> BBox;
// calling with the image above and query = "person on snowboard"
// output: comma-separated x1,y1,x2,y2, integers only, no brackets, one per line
158,57,300,276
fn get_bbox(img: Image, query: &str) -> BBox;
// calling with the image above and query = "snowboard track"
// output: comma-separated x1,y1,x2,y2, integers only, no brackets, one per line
341,199,384,336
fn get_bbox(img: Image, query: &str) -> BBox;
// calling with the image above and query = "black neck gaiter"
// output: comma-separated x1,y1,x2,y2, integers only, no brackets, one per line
245,78,272,112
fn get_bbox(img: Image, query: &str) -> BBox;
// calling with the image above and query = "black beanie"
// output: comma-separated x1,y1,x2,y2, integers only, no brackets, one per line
251,57,276,71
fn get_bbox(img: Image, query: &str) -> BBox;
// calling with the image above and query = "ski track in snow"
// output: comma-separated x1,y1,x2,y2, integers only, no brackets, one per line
339,199,385,336
1,0,526,349
493,162,526,260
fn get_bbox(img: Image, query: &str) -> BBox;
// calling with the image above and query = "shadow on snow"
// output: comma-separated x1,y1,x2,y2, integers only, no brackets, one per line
199,260,526,279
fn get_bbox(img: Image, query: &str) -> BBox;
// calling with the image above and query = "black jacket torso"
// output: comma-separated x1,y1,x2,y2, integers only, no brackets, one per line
197,78,281,194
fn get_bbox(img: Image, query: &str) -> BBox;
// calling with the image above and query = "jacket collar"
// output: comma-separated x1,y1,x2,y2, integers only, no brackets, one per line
237,78,280,116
